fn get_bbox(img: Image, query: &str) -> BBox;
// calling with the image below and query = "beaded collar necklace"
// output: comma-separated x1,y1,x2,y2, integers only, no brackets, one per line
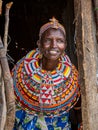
24,49,72,105
12,49,80,116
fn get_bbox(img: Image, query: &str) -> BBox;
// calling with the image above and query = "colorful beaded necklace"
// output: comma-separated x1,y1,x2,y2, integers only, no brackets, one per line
12,49,80,117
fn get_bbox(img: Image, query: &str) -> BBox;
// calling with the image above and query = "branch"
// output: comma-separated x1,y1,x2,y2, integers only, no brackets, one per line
3,2,13,51
0,37,15,130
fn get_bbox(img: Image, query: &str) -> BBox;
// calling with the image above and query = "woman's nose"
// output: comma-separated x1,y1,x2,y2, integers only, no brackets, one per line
51,39,57,48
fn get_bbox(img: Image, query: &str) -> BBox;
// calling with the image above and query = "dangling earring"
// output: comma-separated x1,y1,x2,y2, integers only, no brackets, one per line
39,53,43,59
60,51,65,61
39,49,43,59
62,51,65,57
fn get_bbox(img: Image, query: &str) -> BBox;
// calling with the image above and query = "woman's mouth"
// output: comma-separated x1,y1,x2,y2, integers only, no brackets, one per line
49,50,59,55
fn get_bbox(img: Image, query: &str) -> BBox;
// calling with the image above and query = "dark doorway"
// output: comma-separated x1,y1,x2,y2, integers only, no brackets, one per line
0,0,77,68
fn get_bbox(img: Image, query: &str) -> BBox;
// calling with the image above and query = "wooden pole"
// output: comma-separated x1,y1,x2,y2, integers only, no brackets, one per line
74,0,98,130
0,61,6,130
0,1,6,129
0,2,15,130
3,2,13,51
0,38,15,130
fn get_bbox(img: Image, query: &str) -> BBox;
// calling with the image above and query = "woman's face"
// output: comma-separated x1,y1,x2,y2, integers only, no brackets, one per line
39,28,67,61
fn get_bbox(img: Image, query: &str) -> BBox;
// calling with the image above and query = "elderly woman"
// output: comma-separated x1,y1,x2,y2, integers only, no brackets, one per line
12,17,82,130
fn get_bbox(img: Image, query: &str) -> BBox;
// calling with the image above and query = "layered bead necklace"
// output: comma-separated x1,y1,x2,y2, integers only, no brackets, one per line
12,49,80,117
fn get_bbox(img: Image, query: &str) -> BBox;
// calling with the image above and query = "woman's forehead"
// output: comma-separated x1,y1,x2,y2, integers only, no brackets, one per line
41,28,65,38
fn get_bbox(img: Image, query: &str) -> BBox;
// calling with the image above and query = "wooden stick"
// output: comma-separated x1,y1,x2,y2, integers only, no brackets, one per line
0,0,3,15
0,37,15,130
3,2,13,51
0,2,15,130
0,65,7,130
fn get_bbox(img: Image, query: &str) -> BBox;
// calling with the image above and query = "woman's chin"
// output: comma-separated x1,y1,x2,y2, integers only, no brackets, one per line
46,55,61,61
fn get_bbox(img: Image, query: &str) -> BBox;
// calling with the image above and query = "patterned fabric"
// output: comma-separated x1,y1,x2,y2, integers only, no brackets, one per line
12,49,80,130
13,109,71,130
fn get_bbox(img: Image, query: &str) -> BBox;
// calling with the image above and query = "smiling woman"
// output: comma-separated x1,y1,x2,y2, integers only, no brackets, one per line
0,0,82,129
12,17,82,130
0,0,98,130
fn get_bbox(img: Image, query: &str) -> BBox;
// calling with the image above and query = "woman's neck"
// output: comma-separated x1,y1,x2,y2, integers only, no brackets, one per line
40,58,59,71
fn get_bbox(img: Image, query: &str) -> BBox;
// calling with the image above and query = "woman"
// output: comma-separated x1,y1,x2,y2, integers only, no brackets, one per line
12,17,82,130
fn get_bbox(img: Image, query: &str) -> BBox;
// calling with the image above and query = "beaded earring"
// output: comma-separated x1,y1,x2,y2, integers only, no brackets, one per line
39,53,43,59
38,49,43,59
61,51,65,58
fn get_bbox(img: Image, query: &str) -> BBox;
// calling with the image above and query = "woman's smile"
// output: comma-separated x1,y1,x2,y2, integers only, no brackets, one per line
48,49,60,55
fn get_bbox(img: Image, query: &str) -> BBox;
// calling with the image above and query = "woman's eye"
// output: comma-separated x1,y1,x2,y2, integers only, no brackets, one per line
44,38,51,42
57,39,64,43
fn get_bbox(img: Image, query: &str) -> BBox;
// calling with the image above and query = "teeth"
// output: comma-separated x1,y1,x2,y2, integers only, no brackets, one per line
50,50,57,54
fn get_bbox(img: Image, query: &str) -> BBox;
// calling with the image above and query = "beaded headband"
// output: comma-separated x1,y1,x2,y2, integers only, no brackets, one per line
39,17,66,39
